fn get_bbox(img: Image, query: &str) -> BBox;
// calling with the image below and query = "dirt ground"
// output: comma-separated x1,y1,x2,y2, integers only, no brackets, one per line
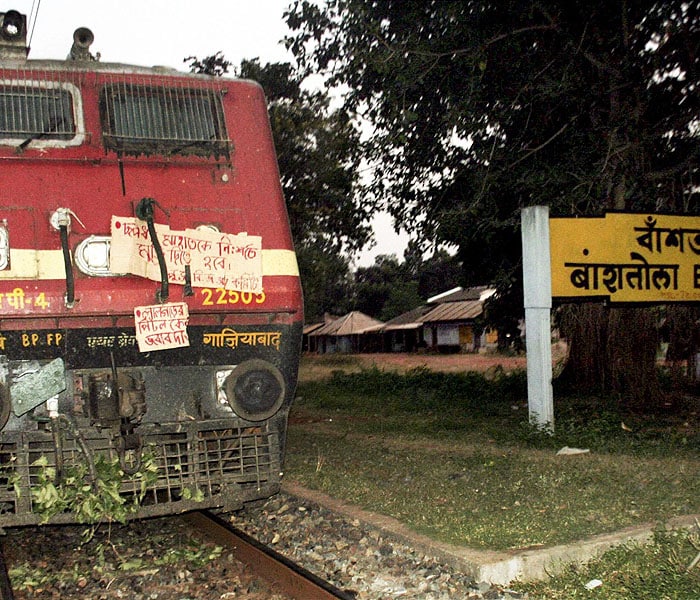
352,352,527,372
298,351,529,382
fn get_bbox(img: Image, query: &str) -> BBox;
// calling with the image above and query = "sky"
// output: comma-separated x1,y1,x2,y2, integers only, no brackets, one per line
9,0,408,267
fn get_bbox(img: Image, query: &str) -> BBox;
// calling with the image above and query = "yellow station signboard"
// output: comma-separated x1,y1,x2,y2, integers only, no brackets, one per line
550,213,700,303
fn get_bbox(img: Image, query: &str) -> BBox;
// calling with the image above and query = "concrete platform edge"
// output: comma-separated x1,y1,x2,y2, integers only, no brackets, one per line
282,482,699,585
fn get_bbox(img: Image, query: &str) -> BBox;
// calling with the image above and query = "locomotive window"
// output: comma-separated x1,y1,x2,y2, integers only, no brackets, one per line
100,84,229,158
0,83,76,144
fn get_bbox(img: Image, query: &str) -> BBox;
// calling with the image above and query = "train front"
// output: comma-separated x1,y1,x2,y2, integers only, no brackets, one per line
0,11,303,526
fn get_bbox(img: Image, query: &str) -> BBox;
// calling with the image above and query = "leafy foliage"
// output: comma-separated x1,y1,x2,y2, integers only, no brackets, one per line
300,364,528,417
409,246,462,299
297,244,353,320
286,1,700,232
9,529,223,593
27,450,159,526
351,250,460,320
184,51,231,77
353,254,405,319
237,59,374,257
285,0,700,401
298,365,699,453
519,528,700,599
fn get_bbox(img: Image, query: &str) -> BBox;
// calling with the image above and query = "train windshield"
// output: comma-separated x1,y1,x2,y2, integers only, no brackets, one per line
0,82,76,142
100,84,229,157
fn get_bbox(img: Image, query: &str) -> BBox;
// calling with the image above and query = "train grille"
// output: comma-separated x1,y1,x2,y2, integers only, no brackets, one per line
0,420,282,525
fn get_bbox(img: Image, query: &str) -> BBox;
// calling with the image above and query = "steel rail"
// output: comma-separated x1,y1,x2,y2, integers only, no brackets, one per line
184,510,356,600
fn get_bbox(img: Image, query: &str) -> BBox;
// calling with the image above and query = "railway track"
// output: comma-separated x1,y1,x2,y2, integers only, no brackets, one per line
0,510,355,599
183,510,356,600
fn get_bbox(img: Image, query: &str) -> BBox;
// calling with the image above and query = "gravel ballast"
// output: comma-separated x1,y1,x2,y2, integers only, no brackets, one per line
232,491,526,599
3,490,527,599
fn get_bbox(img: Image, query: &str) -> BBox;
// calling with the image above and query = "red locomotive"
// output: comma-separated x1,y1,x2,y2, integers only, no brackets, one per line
0,10,303,526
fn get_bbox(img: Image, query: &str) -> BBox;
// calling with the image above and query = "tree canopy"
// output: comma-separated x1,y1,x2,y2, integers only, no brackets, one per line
285,0,700,403
188,54,377,320
286,0,699,270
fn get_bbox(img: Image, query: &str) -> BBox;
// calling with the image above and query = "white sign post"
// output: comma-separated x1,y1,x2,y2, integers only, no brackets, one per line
521,206,554,431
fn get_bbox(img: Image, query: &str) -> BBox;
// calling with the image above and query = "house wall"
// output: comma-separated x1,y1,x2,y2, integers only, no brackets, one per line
436,324,460,346
459,325,474,350
337,336,353,353
485,327,499,347
388,330,422,352
311,334,367,354
424,323,486,353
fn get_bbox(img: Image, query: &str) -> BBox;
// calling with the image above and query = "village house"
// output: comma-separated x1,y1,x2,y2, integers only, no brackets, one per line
305,287,499,354
306,311,383,354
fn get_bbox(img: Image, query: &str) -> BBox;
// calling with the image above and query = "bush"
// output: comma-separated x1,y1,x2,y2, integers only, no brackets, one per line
297,366,698,456
299,366,527,415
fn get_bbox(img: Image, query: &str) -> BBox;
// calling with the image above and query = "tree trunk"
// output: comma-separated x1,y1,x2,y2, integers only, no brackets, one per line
558,303,662,410
665,305,700,387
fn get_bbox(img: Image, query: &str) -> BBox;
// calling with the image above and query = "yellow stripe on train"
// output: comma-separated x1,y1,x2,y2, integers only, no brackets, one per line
0,248,300,279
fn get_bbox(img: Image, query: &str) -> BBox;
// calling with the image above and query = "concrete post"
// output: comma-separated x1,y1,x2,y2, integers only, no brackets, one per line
521,206,554,431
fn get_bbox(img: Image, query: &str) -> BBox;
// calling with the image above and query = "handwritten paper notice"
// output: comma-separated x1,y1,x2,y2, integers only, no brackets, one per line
110,217,263,293
134,302,190,352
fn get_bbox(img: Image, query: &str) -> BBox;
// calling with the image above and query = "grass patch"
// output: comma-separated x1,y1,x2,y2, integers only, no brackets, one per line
296,366,698,456
297,353,365,382
518,527,700,599
287,366,699,551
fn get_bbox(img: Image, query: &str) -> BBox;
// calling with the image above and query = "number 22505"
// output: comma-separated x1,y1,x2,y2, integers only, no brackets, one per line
200,288,266,306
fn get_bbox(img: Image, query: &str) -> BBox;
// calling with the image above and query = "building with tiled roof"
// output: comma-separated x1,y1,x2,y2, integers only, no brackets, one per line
304,287,499,354
307,311,384,353
380,286,498,353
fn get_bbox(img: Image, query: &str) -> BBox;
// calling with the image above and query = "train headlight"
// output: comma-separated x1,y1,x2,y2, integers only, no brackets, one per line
223,359,285,421
75,235,122,276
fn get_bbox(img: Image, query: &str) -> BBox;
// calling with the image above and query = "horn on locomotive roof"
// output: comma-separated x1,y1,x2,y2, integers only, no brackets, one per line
0,10,28,59
69,26,95,61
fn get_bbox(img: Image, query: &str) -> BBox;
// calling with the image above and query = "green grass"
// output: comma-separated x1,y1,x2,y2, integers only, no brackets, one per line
286,427,698,550
519,527,700,599
295,366,698,456
286,367,699,551
286,364,700,596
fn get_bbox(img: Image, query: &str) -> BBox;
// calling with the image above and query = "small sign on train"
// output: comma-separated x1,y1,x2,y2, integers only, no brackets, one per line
134,302,190,352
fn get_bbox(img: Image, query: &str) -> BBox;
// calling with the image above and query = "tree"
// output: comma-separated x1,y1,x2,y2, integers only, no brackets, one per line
296,245,353,320
403,244,462,299
236,59,375,322
351,253,427,320
380,280,422,322
352,254,402,319
184,52,231,77
285,1,700,406
187,55,373,322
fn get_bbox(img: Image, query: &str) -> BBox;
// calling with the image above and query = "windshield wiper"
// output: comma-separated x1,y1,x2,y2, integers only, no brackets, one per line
16,116,67,153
